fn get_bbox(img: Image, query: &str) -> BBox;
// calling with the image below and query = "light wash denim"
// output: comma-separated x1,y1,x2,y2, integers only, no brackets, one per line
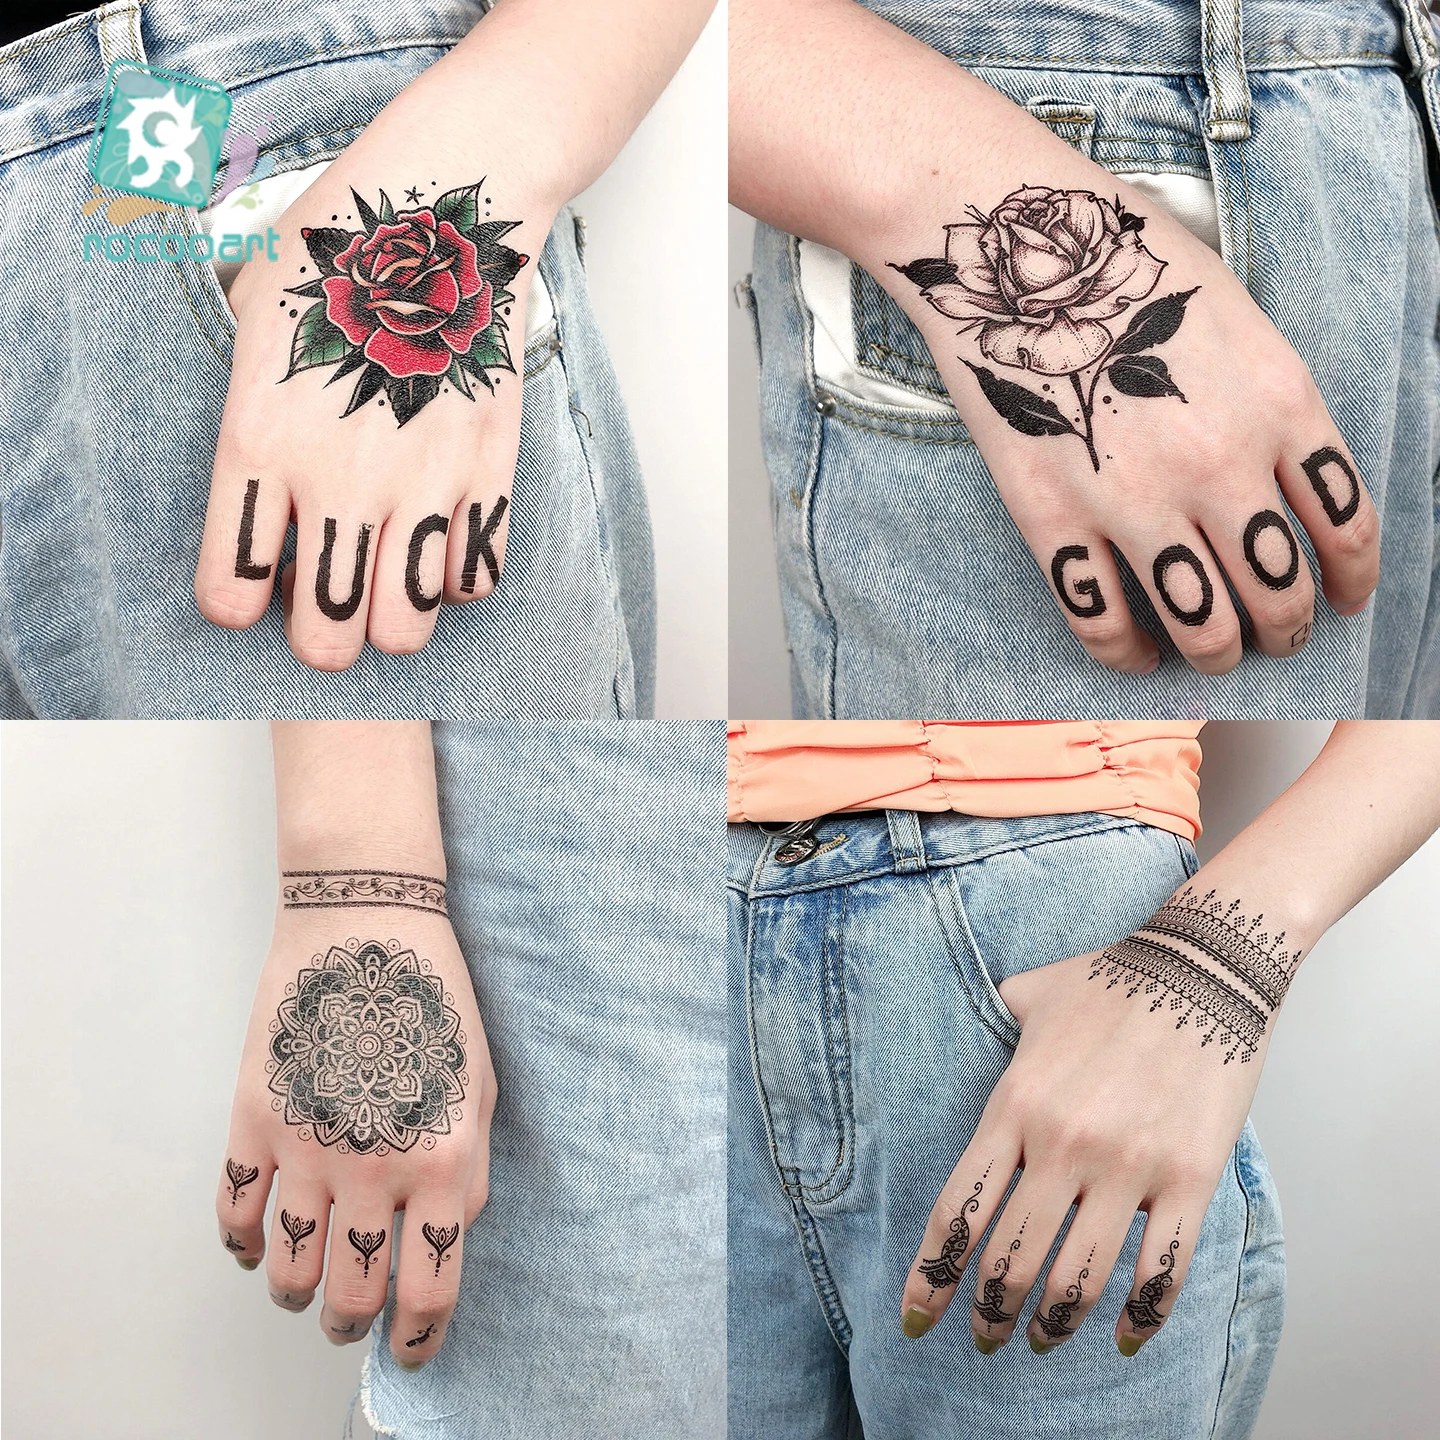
744,0,1440,720
0,0,655,718
354,722,725,1439
729,811,1286,1439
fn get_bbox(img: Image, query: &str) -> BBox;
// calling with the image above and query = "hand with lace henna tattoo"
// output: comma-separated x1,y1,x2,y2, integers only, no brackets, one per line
731,0,1380,679
215,721,495,1371
899,721,1440,1357
192,0,713,671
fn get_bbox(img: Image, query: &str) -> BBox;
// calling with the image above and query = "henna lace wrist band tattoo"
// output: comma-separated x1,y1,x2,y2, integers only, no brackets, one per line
282,870,447,916
1090,886,1300,1063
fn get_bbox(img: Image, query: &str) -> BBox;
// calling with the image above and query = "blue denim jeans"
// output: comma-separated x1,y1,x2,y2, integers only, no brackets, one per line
355,722,724,1438
729,812,1286,1439
744,0,1440,719
0,0,654,718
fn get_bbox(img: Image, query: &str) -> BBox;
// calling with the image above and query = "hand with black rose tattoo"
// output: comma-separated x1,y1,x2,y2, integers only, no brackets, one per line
899,720,1440,1357
192,0,714,671
216,721,495,1371
732,0,1381,678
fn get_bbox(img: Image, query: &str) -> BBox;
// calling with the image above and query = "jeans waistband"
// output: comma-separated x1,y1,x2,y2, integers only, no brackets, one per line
0,0,485,167
728,809,1146,896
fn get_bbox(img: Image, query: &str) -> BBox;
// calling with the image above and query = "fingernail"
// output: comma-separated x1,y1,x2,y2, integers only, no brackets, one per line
236,1257,260,1271
902,1306,933,1339
1117,1334,1145,1357
1028,1335,1056,1355
974,1332,1003,1354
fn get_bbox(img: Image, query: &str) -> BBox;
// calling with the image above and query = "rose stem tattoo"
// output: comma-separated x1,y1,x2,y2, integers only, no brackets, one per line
280,1209,317,1262
1302,446,1360,526
460,496,508,593
405,1324,438,1348
422,1222,461,1277
1152,543,1214,627
405,514,449,612
223,1232,247,1253
283,184,529,427
917,1160,994,1298
349,1228,386,1280
1033,1243,1096,1341
1090,886,1300,1062
891,189,1196,472
281,871,448,917
315,517,372,622
234,479,272,581
225,1159,260,1207
973,1214,1028,1331
1051,544,1107,617
1126,1223,1183,1331
268,940,466,1154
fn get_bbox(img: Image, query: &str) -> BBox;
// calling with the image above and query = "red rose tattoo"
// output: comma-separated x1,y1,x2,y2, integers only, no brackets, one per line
281,184,529,426
891,186,1196,470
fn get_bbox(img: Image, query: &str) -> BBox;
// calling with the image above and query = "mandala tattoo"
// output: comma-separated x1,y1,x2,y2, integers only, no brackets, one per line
1090,886,1300,1063
267,939,468,1155
225,1159,259,1207
223,1232,247,1253
891,187,1194,471
1033,1245,1095,1341
422,1222,461,1277
282,871,448,917
973,1215,1027,1330
406,1324,438,1348
1126,1230,1182,1331
349,1228,386,1279
280,1209,317,1262
917,1161,993,1297
282,183,528,426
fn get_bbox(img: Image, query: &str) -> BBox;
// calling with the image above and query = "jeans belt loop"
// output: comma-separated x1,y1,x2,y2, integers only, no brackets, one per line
885,810,928,873
1392,0,1440,78
96,0,147,67
1199,0,1253,141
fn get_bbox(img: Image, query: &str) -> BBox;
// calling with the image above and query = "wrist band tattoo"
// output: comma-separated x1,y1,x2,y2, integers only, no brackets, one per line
282,870,447,916
1090,886,1300,1063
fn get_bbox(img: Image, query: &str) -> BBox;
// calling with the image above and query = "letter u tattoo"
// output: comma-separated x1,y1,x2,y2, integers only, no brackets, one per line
405,514,449,612
316,517,373,621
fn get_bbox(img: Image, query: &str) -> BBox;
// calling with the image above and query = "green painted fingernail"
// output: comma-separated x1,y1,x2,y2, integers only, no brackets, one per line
236,1257,259,1271
1117,1334,1145,1357
974,1332,1003,1354
902,1307,933,1339
1029,1335,1056,1355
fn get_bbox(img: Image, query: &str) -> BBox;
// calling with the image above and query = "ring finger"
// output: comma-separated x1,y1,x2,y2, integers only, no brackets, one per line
321,1207,395,1344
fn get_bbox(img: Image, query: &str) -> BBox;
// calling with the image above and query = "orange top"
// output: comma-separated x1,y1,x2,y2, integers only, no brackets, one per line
727,721,1204,840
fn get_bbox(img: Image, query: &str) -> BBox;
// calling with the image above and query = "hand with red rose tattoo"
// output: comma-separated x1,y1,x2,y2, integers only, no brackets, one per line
194,0,714,670
732,0,1380,676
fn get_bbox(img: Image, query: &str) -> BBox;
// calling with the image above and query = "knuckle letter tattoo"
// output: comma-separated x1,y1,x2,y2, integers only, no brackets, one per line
267,939,467,1154
405,515,450,613
1152,544,1215,627
282,184,528,427
1242,509,1300,591
234,478,272,581
315,518,373,622
1301,447,1360,527
891,188,1194,471
1090,887,1300,1062
1050,544,1107,618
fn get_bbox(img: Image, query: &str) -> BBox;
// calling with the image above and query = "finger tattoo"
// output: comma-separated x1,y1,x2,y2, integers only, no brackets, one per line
348,1228,386,1279
1152,544,1215,627
1302,446,1360,526
405,514,449,612
1126,1225,1183,1331
1242,509,1300,590
234,479,272,580
225,1159,260,1207
973,1215,1028,1329
422,1222,461,1277
315,517,373,621
280,1209,317,1262
917,1160,993,1297
1051,545,1108,618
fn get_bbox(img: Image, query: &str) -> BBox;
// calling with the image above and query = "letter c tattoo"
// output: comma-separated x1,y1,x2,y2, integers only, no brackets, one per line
1051,545,1107,618
1242,509,1300,590
1152,544,1214,627
404,514,449,612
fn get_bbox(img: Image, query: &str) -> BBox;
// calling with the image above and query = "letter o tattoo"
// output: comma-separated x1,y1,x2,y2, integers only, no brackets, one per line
1302,446,1360,526
1152,544,1214,627
1242,509,1300,590
404,514,449,612
1050,545,1107,618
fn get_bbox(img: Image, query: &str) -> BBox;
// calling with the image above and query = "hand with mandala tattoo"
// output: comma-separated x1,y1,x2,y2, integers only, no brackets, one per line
899,721,1440,1355
731,0,1380,676
194,0,713,670
217,721,493,1370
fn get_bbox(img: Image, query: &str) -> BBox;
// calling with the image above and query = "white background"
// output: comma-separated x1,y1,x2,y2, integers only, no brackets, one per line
3,720,1437,1438
575,7,726,718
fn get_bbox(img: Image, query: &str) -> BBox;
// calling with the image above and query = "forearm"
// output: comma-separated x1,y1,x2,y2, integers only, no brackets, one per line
348,0,714,218
271,721,445,875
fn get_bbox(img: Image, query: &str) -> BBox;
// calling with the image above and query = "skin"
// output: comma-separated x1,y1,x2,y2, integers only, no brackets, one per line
217,722,494,1370
194,0,715,671
899,722,1440,1353
730,0,1380,677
